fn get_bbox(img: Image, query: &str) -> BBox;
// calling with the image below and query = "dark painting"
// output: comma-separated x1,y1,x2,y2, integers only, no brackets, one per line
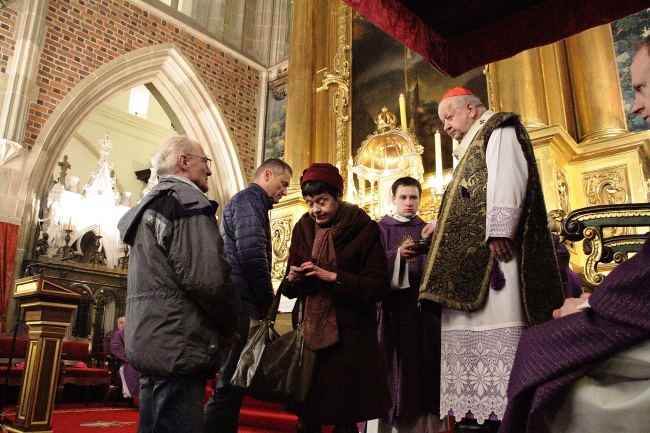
264,68,288,159
612,8,650,132
351,12,488,175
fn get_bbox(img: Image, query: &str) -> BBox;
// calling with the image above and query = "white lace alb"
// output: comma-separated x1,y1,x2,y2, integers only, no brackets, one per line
486,205,522,239
439,326,525,423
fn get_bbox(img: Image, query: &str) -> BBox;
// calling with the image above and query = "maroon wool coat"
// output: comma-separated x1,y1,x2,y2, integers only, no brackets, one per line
281,202,392,425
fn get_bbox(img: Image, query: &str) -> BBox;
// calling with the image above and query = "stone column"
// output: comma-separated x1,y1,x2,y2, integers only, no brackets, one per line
0,0,50,147
565,25,627,143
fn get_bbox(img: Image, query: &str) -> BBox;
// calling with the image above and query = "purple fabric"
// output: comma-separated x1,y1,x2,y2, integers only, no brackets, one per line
377,215,442,423
500,236,650,433
489,260,505,291
566,269,583,298
102,328,117,353
552,233,583,298
109,329,140,398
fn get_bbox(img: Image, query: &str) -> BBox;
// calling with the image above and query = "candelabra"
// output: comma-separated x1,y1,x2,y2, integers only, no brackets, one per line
89,235,107,266
429,188,444,217
57,228,75,258
427,173,452,219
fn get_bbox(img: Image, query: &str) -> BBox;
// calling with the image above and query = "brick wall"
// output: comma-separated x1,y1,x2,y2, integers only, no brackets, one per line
0,7,17,74
24,0,260,179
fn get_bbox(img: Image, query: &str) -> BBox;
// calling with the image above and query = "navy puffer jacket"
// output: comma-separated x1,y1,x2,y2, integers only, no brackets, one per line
220,183,275,309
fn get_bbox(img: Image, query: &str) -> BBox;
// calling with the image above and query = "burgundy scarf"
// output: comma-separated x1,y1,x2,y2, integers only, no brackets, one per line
302,225,340,350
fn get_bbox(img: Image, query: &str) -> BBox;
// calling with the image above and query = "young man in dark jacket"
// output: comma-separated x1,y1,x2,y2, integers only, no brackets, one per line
204,157,292,433
118,136,241,433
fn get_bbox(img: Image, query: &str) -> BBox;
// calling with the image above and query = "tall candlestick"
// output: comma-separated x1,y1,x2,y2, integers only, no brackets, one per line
452,139,460,170
435,131,443,188
399,94,408,131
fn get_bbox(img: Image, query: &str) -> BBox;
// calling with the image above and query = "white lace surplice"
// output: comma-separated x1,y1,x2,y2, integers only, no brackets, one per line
439,124,528,423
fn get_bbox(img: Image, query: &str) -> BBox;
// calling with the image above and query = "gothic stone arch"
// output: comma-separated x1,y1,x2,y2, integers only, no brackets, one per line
17,43,246,261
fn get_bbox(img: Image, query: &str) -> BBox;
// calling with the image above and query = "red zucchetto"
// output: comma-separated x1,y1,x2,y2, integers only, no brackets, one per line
441,87,474,100
300,163,344,194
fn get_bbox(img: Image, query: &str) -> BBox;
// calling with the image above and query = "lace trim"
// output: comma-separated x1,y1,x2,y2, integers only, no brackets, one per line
486,205,522,239
439,326,525,423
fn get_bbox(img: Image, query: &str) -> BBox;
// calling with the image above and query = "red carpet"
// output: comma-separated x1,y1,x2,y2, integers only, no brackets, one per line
1,398,308,433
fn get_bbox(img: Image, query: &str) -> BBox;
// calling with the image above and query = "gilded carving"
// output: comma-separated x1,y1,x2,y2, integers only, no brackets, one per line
582,226,606,286
582,166,631,236
484,64,498,112
556,168,569,212
582,166,629,206
271,215,293,280
269,67,288,101
316,1,351,180
574,209,650,222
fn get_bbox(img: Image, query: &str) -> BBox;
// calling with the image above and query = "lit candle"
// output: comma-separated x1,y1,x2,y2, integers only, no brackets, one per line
427,175,436,190
66,216,72,231
435,130,443,188
399,94,408,131
97,224,101,237
453,139,460,170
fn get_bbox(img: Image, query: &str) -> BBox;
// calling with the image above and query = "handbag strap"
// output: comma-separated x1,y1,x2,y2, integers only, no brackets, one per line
263,284,284,324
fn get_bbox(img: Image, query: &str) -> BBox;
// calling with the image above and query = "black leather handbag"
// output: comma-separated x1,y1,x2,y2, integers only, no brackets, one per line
231,286,315,405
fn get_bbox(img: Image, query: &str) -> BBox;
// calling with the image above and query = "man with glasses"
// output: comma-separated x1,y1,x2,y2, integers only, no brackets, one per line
118,135,241,433
204,157,292,433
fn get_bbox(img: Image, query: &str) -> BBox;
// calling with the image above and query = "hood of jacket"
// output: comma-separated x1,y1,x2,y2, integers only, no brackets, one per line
118,175,218,245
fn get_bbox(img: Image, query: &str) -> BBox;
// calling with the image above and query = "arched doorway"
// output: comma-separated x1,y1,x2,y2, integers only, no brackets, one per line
17,43,246,267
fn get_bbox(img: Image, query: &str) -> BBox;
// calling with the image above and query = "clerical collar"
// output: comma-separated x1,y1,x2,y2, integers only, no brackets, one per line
393,214,415,222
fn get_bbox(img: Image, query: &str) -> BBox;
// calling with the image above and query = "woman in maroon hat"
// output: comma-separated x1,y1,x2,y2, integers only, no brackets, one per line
280,163,391,433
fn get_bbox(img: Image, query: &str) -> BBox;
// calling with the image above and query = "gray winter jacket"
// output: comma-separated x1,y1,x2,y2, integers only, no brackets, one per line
118,175,241,377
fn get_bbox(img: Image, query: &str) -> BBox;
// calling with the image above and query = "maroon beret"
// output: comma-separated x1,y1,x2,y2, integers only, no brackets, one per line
300,163,344,194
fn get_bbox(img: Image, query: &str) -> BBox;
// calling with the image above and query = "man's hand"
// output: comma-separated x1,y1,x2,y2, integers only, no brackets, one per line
421,221,437,239
220,332,241,350
488,237,514,262
399,239,420,259
552,293,591,319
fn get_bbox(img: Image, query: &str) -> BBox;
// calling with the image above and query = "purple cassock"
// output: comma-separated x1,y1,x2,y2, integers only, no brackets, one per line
377,215,442,423
552,233,583,298
102,327,117,353
500,236,650,433
109,329,140,398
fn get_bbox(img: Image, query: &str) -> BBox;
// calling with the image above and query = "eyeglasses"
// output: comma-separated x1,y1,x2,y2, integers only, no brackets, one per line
185,154,211,170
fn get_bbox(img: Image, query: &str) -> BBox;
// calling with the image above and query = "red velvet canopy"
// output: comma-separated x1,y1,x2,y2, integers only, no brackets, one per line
343,0,650,77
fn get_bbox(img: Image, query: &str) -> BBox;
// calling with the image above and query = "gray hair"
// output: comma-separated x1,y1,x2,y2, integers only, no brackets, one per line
153,136,196,176
453,94,484,109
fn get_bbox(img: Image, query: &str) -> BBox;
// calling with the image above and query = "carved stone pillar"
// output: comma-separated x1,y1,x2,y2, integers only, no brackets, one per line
565,25,627,143
490,47,549,129
0,0,50,146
